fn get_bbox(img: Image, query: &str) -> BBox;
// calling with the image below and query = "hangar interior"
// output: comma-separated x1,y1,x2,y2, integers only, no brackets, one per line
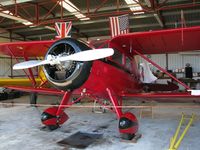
0,0,200,80
0,0,200,150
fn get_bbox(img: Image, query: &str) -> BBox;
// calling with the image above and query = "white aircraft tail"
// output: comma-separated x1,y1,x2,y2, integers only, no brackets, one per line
140,61,157,83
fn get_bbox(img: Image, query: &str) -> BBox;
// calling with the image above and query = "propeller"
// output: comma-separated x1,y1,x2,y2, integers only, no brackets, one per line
13,48,114,70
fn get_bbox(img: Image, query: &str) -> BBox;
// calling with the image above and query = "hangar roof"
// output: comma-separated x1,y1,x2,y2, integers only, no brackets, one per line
0,0,199,41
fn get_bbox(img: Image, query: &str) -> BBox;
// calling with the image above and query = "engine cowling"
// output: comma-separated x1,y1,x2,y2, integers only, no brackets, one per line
43,38,92,91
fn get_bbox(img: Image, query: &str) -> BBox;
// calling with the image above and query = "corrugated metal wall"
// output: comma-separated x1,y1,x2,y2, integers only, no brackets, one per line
139,53,200,73
182,55,200,72
150,54,166,71
0,57,37,77
0,57,11,77
0,34,29,77
168,54,182,71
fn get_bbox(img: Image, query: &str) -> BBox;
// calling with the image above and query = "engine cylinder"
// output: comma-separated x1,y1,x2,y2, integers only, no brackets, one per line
43,38,92,91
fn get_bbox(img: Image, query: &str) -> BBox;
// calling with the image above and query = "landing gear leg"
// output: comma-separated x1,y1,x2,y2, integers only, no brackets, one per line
30,92,37,106
106,88,139,140
41,91,72,130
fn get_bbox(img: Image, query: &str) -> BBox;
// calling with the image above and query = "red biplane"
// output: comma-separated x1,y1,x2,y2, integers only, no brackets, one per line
1,26,200,140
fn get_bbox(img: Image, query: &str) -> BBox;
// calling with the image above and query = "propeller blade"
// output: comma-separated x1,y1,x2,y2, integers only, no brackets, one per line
13,60,49,70
59,48,114,62
13,48,114,70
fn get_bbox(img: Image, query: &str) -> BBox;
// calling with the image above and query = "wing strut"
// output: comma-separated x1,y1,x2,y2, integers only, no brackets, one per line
7,47,36,87
24,56,37,87
133,49,191,90
106,88,122,118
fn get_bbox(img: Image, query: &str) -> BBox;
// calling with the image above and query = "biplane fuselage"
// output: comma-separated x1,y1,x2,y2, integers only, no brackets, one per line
74,59,142,99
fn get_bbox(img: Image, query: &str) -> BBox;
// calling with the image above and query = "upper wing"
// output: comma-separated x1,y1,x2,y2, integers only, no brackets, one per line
109,26,200,55
0,40,56,57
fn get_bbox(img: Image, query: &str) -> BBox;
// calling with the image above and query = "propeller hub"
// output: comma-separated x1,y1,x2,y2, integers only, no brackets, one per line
46,55,61,66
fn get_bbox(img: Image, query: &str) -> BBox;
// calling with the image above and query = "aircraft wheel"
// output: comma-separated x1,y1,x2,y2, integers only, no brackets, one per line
41,107,69,130
119,112,138,140
30,92,37,106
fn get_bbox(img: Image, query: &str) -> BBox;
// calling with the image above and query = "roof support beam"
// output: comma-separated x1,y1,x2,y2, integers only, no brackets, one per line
144,0,152,7
94,0,108,13
145,0,165,28
12,13,155,33
25,23,160,38
154,13,164,27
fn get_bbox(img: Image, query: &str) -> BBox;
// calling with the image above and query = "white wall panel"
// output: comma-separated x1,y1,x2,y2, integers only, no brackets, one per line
137,53,200,74
138,54,166,72
150,54,166,71
168,54,183,71
0,57,11,76
12,59,37,77
0,57,38,77
182,55,200,72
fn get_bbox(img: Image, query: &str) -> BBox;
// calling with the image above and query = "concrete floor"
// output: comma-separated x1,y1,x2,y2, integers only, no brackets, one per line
0,95,200,150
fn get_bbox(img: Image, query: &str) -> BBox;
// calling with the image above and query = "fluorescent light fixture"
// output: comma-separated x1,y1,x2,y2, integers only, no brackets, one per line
130,5,142,11
0,11,32,24
59,0,90,21
45,26,55,31
124,0,144,14
2,10,13,15
80,17,90,21
0,0,33,6
22,21,33,25
125,0,137,4
0,9,33,26
61,0,78,12
75,13,85,18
